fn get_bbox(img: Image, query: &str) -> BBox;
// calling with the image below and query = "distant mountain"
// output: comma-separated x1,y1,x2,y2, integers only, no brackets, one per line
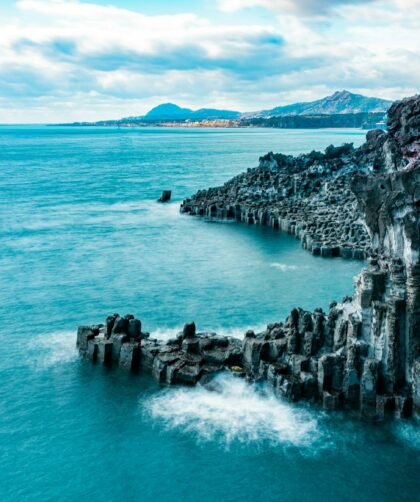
143,103,193,120
139,92,391,121
60,91,393,127
254,91,392,117
141,103,241,121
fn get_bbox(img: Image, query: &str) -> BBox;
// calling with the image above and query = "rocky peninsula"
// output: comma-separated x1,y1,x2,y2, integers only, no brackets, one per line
77,95,419,420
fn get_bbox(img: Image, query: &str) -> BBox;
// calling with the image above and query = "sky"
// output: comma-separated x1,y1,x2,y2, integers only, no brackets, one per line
0,0,419,122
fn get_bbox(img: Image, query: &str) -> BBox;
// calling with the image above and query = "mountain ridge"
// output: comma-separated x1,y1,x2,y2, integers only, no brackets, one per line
60,91,393,126
254,90,392,117
133,91,392,122
138,103,241,121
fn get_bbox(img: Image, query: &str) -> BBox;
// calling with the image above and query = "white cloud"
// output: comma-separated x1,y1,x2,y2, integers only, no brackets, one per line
219,0,420,20
218,0,376,15
0,0,419,122
12,0,274,58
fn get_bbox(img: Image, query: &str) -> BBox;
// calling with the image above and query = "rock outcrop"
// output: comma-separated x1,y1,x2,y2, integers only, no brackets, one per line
77,95,419,420
180,141,372,260
77,318,243,384
157,190,172,203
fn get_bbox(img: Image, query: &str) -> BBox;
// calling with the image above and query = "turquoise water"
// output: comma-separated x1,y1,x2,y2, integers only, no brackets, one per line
0,126,418,501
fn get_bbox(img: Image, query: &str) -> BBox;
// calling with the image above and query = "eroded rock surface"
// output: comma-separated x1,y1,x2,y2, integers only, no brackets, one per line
77,95,419,420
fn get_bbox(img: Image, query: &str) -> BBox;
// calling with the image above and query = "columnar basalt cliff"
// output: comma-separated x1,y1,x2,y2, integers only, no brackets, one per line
77,95,419,419
180,141,373,260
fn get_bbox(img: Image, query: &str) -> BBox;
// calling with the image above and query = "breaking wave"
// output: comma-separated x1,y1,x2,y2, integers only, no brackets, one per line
27,331,78,370
6,199,181,232
270,262,300,272
393,419,420,451
151,324,267,342
145,373,326,449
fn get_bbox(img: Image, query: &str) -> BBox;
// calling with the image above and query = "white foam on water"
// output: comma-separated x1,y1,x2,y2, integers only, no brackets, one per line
151,324,267,342
151,327,183,342
80,199,182,227
8,199,181,232
145,373,324,449
270,262,300,272
393,419,420,451
136,200,181,222
27,331,78,370
216,324,267,338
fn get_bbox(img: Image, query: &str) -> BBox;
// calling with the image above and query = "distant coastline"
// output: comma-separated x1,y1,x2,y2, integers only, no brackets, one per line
54,112,386,130
53,90,390,130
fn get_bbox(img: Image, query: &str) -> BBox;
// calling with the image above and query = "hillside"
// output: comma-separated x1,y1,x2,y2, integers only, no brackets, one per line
239,112,385,129
60,91,393,126
141,103,240,121
255,90,392,117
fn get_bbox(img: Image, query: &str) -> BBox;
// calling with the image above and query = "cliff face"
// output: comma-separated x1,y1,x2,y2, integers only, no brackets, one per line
180,94,419,417
348,96,420,413
77,96,419,420
356,95,420,172
180,145,371,260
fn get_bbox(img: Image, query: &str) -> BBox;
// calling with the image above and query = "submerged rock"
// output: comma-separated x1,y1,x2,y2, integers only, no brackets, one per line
157,190,172,203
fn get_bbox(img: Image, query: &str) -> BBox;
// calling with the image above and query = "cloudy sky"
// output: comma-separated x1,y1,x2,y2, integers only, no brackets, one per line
1,0,419,122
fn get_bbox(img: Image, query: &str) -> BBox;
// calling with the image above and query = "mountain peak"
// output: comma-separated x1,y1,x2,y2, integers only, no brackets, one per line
110,91,392,124
144,103,193,120
150,103,184,111
259,90,391,117
142,103,240,121
332,90,353,97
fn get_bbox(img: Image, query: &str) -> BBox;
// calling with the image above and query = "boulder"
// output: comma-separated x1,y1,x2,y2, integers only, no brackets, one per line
157,190,172,203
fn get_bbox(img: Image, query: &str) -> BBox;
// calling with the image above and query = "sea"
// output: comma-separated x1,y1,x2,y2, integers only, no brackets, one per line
0,125,418,501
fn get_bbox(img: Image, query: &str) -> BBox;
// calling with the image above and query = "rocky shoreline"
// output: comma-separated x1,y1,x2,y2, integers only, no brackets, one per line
77,95,419,420
181,141,371,260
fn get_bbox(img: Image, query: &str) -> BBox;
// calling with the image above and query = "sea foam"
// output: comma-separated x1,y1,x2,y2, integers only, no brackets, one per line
28,331,78,370
270,262,300,272
145,373,324,449
151,324,267,342
393,419,420,451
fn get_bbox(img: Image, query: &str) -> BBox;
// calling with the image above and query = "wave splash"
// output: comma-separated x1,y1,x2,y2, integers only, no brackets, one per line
146,373,324,449
8,199,181,232
151,324,267,342
393,419,420,451
28,331,78,369
270,262,300,272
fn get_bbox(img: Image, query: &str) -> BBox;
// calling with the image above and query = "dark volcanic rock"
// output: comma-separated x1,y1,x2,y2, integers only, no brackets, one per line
158,190,172,203
77,95,419,420
182,322,196,339
180,142,371,260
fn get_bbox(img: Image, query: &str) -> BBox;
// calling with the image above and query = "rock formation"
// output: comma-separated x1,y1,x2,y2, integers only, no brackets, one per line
180,142,372,260
157,190,172,203
77,95,419,420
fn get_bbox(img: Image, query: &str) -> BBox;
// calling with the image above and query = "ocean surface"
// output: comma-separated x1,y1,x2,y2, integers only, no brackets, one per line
0,126,418,501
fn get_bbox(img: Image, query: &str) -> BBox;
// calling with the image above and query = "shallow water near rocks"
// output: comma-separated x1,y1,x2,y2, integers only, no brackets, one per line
0,126,418,501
